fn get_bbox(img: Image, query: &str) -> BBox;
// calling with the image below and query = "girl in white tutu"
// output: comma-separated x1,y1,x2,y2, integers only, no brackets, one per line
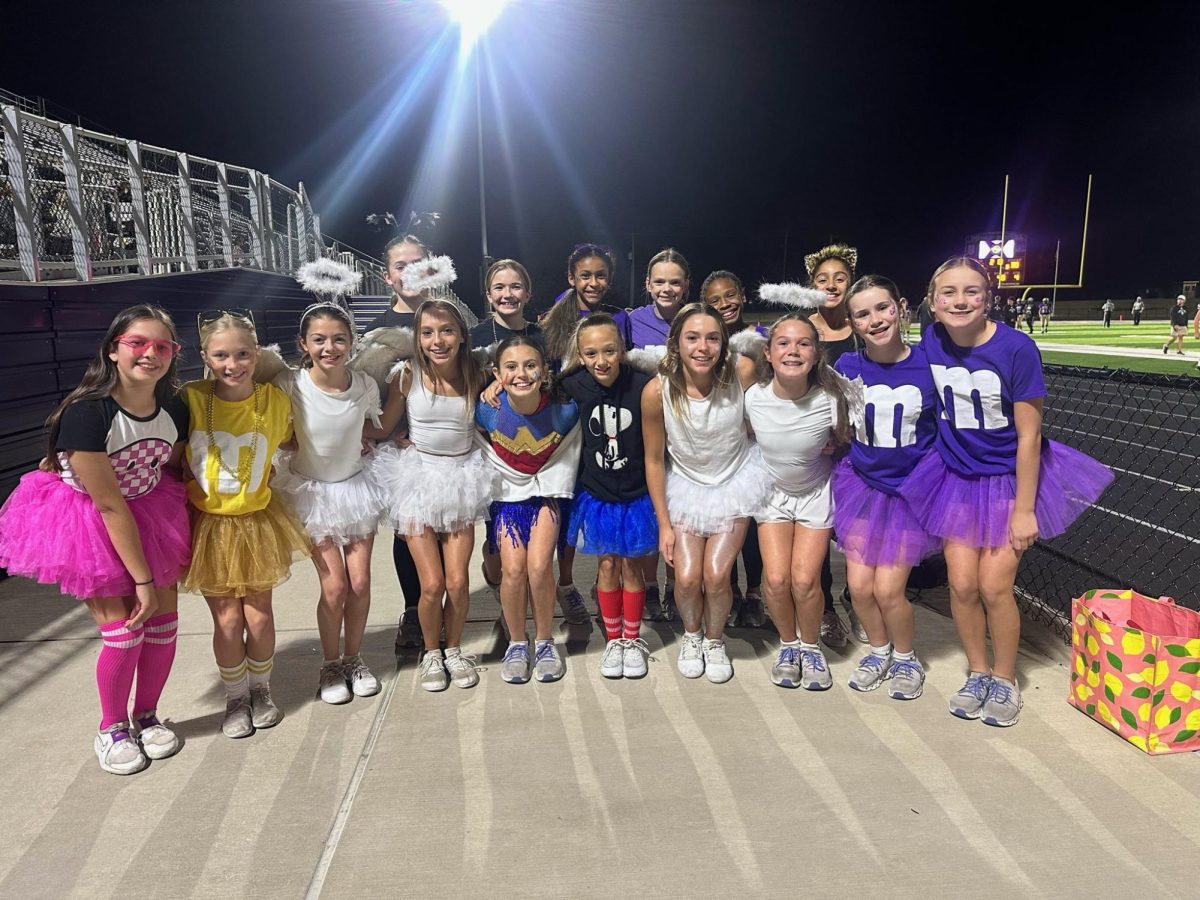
270,302,386,705
366,300,491,692
642,302,772,683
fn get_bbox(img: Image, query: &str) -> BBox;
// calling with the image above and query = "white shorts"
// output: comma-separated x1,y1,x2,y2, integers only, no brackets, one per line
755,480,833,529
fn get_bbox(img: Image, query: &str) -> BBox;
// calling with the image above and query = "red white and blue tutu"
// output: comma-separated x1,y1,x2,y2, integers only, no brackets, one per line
899,439,1113,549
567,489,658,558
368,442,493,536
0,469,190,599
831,457,940,567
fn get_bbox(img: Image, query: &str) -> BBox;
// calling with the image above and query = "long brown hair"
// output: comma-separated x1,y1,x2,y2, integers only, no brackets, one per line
761,313,852,447
540,243,616,362
412,299,483,417
44,304,183,471
659,302,733,420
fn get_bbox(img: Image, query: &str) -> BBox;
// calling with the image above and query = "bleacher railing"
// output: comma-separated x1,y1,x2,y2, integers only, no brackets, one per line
0,102,387,294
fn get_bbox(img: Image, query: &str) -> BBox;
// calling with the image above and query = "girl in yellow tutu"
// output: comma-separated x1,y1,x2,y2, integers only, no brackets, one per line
181,311,310,738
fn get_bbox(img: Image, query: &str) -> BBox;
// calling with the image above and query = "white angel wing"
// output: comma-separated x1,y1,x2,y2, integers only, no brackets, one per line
827,367,866,432
349,326,414,393
253,344,292,385
625,345,667,375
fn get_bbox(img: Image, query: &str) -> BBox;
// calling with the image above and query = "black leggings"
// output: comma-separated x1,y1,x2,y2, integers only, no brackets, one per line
392,534,422,610
730,519,763,591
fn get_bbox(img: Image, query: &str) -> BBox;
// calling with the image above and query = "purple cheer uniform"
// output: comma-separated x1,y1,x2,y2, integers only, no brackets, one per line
900,323,1112,548
833,345,941,567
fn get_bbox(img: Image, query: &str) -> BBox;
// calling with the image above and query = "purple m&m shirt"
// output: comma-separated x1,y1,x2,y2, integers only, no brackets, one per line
628,303,672,349
920,322,1046,477
836,345,938,495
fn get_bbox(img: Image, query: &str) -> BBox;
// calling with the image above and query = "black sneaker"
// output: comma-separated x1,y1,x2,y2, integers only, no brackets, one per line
726,584,744,628
642,584,665,621
394,609,422,652
663,581,679,622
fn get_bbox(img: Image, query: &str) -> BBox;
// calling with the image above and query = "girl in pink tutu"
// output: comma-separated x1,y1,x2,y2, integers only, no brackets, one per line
0,305,191,775
832,276,940,700
901,258,1113,727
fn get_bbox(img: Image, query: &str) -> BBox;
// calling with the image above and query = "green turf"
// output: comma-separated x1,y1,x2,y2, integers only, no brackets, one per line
1023,320,1194,350
1037,349,1199,376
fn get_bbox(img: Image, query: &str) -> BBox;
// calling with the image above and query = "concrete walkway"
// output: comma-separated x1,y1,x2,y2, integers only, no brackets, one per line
0,541,1196,899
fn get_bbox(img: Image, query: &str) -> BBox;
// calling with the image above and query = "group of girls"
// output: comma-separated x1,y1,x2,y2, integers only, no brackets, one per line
0,238,1113,778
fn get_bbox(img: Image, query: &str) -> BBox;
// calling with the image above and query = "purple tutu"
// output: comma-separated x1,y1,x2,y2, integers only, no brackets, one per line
0,469,191,599
831,458,940,567
900,440,1113,549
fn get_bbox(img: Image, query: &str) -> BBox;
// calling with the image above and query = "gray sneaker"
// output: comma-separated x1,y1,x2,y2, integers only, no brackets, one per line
642,584,664,621
949,671,993,719
557,586,591,625
250,684,282,729
221,697,254,739
94,722,148,775
501,642,531,684
848,652,892,692
886,657,926,700
981,676,1022,727
444,649,479,689
771,645,801,688
820,610,849,650
533,641,566,682
799,647,833,691
418,650,449,692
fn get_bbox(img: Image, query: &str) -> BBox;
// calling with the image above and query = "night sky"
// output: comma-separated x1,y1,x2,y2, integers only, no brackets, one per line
4,1,1198,311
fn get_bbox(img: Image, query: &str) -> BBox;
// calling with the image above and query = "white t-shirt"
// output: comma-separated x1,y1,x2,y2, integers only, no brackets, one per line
743,381,835,493
274,368,380,483
659,375,750,486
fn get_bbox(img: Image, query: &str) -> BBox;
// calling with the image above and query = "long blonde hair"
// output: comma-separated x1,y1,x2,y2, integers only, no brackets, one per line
411,299,483,416
658,302,733,420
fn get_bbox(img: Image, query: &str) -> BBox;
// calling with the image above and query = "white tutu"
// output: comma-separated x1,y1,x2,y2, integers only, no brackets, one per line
367,443,494,536
666,443,773,536
271,462,385,546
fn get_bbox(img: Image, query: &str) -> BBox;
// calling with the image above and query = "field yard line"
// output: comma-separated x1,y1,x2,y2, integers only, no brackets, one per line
1092,504,1200,545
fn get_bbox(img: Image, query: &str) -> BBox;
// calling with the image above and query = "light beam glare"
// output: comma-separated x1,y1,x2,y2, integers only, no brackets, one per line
441,0,510,57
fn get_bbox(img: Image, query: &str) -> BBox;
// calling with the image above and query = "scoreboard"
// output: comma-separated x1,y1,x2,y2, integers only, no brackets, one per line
967,233,1026,285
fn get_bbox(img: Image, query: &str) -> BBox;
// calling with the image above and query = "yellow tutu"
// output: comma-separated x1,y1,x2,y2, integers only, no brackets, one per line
183,498,311,597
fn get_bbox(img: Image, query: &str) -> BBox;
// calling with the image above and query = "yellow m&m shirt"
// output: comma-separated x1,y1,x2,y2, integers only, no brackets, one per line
182,381,292,516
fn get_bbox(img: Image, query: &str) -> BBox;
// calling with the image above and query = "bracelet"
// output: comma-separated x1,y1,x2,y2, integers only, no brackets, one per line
134,578,155,586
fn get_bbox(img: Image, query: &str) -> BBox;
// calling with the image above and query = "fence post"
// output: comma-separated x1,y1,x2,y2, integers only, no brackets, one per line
216,162,235,268
1,105,39,281
247,169,269,271
125,140,153,275
295,184,311,265
175,152,198,271
57,123,93,281
261,175,279,273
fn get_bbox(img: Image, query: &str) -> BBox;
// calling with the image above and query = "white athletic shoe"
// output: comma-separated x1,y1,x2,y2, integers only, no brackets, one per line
600,639,626,678
677,632,705,679
95,722,148,775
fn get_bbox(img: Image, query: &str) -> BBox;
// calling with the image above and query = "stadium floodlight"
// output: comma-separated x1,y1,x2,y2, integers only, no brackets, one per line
440,0,510,51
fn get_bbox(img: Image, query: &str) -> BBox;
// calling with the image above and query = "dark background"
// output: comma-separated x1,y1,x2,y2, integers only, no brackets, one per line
4,1,1198,312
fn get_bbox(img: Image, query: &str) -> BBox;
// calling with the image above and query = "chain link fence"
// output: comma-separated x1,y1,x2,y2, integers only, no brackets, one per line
0,101,386,292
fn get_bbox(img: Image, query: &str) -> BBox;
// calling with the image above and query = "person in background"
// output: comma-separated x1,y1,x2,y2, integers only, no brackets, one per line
1039,297,1052,333
1101,298,1115,328
1163,295,1189,355
1131,296,1144,326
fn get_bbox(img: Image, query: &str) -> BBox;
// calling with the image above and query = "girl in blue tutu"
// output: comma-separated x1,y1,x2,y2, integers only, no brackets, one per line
560,314,658,679
901,257,1113,727
832,276,940,701
0,304,191,775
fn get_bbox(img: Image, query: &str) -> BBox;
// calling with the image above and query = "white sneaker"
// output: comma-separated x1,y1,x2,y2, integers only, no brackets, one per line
131,713,180,760
319,662,352,704
677,632,705,678
94,722,148,775
444,649,480,689
249,684,282,729
344,656,381,697
702,638,733,683
419,650,449,692
623,637,650,679
600,638,626,679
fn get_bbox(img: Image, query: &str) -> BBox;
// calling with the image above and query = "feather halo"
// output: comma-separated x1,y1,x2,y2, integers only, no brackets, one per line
402,255,457,293
758,283,827,311
296,257,362,297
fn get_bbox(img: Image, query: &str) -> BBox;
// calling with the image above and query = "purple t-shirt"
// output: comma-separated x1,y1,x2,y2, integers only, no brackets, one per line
920,322,1046,477
836,346,937,495
628,303,671,348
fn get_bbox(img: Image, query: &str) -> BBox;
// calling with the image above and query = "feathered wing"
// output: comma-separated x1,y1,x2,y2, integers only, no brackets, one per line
624,346,667,375
758,283,827,311
827,367,866,432
253,344,292,384
729,329,767,381
349,326,415,393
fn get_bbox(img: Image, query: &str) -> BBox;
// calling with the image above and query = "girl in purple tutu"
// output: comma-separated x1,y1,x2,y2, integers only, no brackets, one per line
0,305,191,775
833,276,940,701
901,258,1113,727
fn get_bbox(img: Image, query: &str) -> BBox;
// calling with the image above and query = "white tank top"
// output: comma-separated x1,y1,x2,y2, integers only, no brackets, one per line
404,364,475,456
743,381,835,493
278,368,381,483
659,375,749,486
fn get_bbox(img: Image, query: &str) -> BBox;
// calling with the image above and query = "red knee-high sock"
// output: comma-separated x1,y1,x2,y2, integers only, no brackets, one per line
133,611,178,719
96,621,144,730
623,587,645,639
597,587,623,640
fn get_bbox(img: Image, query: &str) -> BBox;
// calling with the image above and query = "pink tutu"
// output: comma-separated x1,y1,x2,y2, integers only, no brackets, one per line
831,458,940,567
0,469,191,599
899,440,1113,549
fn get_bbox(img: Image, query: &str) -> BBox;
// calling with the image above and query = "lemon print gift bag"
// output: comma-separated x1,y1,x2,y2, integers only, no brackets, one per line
1069,589,1200,755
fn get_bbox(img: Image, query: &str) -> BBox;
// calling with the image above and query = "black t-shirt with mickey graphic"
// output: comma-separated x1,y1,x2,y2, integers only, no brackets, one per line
56,395,189,498
560,364,652,504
